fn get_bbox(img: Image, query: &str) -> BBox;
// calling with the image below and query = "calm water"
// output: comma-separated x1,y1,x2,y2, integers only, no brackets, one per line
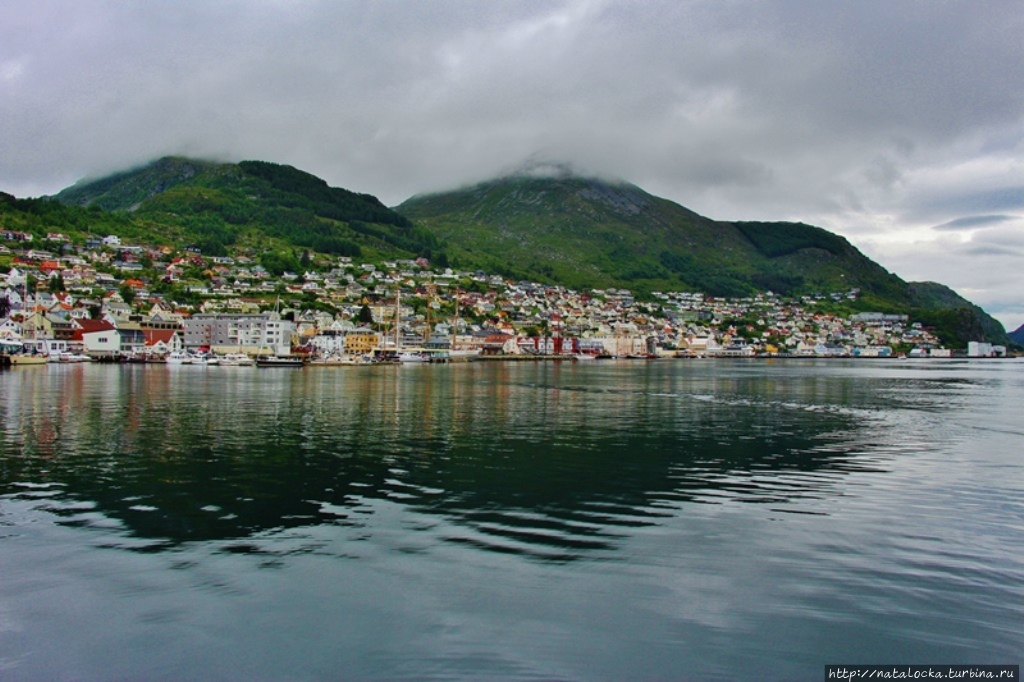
1,359,1022,680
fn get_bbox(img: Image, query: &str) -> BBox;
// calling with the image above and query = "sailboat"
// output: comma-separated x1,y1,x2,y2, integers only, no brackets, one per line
448,290,479,361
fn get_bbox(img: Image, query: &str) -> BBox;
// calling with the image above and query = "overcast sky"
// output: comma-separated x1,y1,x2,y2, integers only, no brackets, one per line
2,1,1022,330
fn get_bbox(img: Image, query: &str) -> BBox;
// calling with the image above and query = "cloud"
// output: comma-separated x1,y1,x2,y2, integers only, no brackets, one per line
934,215,1017,231
861,220,1024,331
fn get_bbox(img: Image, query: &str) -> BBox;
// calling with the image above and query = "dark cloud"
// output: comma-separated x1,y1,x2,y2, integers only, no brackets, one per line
934,215,1017,231
1,0,1022,327
913,188,1024,223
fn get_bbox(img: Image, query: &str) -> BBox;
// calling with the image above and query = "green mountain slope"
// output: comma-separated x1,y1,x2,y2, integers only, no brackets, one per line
52,157,441,261
1,190,140,240
398,169,1008,344
907,281,1009,345
398,172,905,298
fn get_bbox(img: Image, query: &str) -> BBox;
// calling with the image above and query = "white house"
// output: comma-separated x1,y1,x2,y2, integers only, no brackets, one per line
143,329,183,355
82,329,121,357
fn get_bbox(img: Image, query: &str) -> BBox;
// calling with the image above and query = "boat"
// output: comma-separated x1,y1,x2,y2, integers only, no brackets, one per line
3,338,48,365
398,351,428,363
193,352,219,366
125,352,166,364
255,355,306,368
309,354,367,366
165,351,193,364
9,353,48,366
57,352,92,363
219,353,254,367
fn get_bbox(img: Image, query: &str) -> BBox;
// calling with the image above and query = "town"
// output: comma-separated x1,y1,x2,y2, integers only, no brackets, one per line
0,229,1009,365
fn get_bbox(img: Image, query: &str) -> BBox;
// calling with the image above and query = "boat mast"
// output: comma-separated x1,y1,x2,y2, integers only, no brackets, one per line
424,283,436,343
451,289,459,351
394,287,401,350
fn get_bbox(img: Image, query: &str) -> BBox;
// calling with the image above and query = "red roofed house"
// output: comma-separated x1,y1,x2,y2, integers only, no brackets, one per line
71,319,118,357
143,329,182,356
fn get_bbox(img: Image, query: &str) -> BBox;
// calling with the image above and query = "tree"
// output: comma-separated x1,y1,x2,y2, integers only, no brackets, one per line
261,251,301,277
357,304,374,325
119,284,136,306
47,273,66,293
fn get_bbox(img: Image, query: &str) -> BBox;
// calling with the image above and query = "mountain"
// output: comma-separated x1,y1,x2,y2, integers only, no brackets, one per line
1009,324,1024,346
1,190,138,241
397,167,1009,344
52,157,442,262
397,169,902,296
23,156,1006,344
907,281,1009,345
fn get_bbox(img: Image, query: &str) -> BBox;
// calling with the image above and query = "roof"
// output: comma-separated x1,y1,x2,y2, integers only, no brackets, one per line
75,319,116,333
143,329,176,346
70,318,116,341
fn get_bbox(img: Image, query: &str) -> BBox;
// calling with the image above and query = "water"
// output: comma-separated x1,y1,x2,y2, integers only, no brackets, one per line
1,359,1021,680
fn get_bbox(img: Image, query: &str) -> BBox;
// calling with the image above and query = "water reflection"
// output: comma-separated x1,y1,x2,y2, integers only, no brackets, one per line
1,362,926,560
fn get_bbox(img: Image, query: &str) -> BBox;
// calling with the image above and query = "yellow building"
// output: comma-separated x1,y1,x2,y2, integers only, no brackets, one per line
344,329,380,355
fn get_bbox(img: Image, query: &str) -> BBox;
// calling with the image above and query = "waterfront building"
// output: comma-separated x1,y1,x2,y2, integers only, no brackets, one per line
78,319,119,357
967,342,1006,358
142,329,182,356
342,328,380,355
182,313,294,356
309,329,347,356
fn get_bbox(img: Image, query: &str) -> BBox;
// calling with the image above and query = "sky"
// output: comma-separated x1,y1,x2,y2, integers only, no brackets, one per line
2,1,1022,330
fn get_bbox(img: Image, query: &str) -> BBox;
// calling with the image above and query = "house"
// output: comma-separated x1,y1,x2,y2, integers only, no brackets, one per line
142,329,182,355
0,318,22,339
145,302,185,329
309,329,346,356
0,230,33,242
74,319,119,357
343,328,380,355
482,333,518,355
117,324,147,355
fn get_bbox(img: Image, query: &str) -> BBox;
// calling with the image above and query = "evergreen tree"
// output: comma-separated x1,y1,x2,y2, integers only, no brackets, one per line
357,304,374,325
119,284,136,306
48,273,66,293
